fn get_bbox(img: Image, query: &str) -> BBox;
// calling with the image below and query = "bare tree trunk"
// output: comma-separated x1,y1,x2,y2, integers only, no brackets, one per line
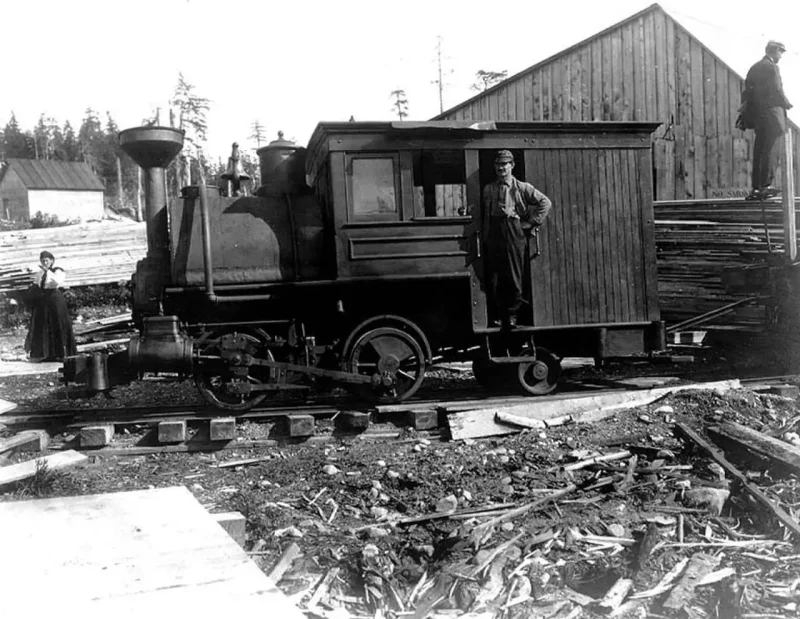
183,154,192,189
136,166,143,222
116,155,123,208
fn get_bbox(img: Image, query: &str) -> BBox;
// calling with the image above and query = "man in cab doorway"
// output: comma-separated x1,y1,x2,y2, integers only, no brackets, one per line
482,150,552,329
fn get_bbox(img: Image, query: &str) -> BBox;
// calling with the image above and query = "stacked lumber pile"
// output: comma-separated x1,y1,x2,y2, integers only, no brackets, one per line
654,198,800,331
0,221,146,292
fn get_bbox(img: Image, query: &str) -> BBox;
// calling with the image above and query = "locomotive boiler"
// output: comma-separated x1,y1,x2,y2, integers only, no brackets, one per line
69,120,667,410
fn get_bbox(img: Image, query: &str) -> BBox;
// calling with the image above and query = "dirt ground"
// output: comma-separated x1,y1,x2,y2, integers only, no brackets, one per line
2,319,800,618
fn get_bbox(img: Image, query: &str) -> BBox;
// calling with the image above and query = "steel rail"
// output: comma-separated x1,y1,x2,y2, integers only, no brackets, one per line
2,374,794,430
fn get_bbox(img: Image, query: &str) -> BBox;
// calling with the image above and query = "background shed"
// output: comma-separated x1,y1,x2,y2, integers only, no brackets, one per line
0,158,105,222
434,2,799,202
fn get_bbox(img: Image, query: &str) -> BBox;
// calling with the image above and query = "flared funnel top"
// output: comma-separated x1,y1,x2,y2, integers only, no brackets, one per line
119,126,185,169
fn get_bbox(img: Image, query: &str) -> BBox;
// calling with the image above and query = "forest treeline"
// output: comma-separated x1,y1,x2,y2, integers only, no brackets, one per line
0,73,261,220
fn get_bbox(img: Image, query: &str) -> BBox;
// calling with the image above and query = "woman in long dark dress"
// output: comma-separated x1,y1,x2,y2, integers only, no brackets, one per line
25,251,77,361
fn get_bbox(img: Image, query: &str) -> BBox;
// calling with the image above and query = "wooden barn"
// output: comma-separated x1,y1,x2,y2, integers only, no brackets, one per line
434,2,799,202
0,158,105,222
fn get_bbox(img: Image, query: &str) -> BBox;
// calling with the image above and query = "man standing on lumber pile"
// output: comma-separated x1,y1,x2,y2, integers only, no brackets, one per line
741,41,792,201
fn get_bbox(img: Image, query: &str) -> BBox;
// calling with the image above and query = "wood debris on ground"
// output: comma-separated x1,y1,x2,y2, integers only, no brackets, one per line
2,382,800,618
227,386,800,619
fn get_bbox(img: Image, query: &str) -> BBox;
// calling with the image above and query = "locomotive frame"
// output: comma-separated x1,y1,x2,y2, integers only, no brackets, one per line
72,120,665,410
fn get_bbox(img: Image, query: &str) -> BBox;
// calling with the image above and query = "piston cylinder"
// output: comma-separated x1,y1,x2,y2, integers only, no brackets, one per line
129,316,194,374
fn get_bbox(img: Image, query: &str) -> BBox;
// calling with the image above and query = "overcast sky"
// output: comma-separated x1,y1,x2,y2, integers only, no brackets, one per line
3,0,799,160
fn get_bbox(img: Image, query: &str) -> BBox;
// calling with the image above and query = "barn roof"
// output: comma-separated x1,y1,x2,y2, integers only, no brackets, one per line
433,2,741,121
1,158,105,191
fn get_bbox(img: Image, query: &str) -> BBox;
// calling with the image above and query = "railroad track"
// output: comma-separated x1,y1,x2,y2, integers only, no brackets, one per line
2,374,793,430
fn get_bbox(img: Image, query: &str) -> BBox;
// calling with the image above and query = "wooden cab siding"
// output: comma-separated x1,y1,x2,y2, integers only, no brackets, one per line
308,120,661,329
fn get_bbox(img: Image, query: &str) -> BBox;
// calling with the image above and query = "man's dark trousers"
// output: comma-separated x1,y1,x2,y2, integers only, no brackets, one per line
487,216,526,322
752,108,785,191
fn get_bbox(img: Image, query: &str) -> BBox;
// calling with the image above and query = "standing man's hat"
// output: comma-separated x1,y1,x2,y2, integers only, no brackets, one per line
494,150,514,163
767,40,787,52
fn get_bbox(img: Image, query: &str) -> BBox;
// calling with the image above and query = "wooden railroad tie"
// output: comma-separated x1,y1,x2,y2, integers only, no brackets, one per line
157,420,187,444
334,411,370,432
79,424,114,448
285,414,315,437
209,418,236,441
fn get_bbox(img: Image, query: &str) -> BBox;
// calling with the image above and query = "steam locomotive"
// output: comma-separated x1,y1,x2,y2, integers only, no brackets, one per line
67,120,666,410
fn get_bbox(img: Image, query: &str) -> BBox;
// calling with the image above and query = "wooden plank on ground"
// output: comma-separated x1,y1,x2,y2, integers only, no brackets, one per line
674,422,800,541
448,379,740,441
267,542,302,583
0,487,305,618
662,553,721,612
0,430,49,454
709,421,800,476
0,450,87,487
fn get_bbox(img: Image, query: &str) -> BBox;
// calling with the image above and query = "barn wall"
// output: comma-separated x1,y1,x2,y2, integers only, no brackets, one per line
28,190,104,222
0,167,30,221
440,6,800,201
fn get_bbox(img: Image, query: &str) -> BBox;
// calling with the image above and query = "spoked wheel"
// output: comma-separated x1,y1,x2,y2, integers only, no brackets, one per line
194,329,276,411
346,326,426,402
517,347,561,395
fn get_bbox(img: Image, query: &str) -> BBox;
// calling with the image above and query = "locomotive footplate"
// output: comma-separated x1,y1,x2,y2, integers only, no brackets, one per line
486,354,539,364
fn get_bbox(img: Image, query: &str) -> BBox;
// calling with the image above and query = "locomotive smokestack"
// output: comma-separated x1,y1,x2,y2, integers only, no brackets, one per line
119,126,184,257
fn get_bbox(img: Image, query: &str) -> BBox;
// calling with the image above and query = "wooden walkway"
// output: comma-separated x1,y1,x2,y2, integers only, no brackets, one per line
0,486,304,619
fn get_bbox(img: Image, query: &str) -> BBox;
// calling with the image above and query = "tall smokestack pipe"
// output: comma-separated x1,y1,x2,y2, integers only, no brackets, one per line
119,127,184,256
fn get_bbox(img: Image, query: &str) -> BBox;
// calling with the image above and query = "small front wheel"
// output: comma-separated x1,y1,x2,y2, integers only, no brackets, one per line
517,347,561,395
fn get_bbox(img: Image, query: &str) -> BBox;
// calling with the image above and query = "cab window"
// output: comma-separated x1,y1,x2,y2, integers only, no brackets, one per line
346,154,400,221
412,150,467,218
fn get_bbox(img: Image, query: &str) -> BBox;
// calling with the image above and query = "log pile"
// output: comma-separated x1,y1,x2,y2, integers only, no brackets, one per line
0,222,146,292
654,198,800,331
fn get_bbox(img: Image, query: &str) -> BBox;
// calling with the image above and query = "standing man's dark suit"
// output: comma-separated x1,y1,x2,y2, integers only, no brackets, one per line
482,150,552,328
743,41,792,198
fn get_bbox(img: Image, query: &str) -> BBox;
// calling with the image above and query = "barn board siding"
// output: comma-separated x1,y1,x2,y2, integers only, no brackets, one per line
435,3,799,201
621,23,634,121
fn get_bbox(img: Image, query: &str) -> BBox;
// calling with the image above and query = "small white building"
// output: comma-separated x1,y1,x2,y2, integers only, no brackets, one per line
0,158,105,222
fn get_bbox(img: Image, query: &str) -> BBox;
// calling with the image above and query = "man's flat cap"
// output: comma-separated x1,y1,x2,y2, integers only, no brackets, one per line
494,150,514,163
767,40,787,52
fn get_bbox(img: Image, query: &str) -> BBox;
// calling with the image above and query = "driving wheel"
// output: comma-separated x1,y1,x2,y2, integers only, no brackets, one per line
346,326,426,402
517,347,561,395
194,329,276,411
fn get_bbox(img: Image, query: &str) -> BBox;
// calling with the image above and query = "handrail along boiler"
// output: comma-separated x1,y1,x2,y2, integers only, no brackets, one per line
69,121,666,410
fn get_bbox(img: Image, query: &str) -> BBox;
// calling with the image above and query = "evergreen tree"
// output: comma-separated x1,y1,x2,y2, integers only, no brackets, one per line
169,72,211,190
78,108,105,170
471,69,508,92
2,112,35,158
100,113,122,205
390,90,409,121
249,120,267,148
60,121,81,161
33,114,61,160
